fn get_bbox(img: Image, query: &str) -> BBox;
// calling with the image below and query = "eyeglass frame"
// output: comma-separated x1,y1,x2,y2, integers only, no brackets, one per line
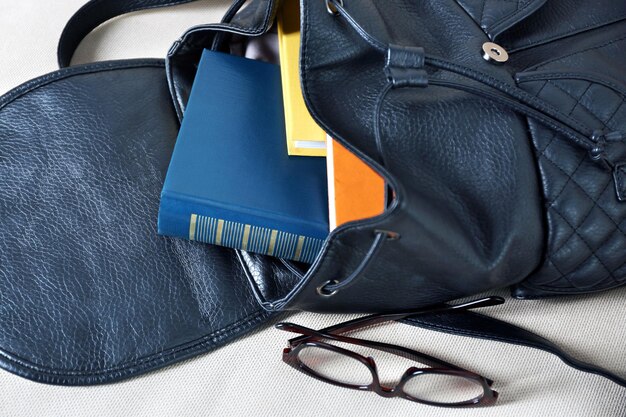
277,296,502,408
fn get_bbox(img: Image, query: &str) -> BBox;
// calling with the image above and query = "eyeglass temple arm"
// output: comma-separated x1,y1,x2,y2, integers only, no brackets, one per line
278,321,481,374
287,296,504,346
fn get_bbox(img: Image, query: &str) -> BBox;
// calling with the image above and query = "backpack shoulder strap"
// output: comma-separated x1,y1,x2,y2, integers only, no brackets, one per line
58,0,202,68
58,0,251,68
403,309,626,387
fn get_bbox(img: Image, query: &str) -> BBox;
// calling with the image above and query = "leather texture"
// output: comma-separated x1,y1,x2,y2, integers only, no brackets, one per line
168,0,543,313
0,59,273,384
165,0,626,307
510,16,626,297
402,307,626,387
1,0,625,387
455,0,547,40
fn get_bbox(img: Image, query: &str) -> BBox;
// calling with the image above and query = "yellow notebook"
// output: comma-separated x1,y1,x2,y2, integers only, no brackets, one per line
277,0,327,157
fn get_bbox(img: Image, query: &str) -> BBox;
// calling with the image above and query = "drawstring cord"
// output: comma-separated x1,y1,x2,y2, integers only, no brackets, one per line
317,231,391,296
327,0,623,165
373,83,393,166
318,0,625,297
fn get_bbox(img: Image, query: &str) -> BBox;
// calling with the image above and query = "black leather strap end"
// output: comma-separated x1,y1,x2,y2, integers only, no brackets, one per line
402,310,626,388
384,45,428,88
614,164,626,202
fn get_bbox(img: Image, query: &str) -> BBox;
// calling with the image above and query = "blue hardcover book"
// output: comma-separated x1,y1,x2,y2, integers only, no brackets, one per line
158,50,328,263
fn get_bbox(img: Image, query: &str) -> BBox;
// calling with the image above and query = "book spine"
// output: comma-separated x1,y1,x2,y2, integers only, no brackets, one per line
158,195,324,264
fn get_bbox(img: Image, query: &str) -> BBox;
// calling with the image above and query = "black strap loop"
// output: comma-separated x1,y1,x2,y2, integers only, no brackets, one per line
318,231,391,296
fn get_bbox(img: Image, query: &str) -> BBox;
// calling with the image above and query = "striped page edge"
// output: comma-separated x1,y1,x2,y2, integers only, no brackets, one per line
189,214,324,263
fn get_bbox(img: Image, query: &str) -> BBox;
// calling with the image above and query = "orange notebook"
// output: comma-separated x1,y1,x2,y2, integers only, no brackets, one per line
327,136,386,230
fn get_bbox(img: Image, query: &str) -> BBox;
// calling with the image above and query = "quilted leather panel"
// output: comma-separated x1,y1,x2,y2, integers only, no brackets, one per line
514,32,626,296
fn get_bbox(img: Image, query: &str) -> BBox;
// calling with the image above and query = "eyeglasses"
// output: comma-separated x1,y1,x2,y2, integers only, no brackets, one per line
276,297,502,408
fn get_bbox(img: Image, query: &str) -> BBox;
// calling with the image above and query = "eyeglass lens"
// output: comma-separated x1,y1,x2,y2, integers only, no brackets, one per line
402,373,484,404
298,345,373,386
296,343,485,404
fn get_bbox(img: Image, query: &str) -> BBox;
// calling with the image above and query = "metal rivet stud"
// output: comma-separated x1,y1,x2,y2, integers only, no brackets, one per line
316,279,339,297
375,229,401,240
326,0,343,15
482,42,509,64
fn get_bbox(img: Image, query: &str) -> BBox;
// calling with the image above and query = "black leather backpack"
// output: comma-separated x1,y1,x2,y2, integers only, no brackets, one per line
0,0,624,386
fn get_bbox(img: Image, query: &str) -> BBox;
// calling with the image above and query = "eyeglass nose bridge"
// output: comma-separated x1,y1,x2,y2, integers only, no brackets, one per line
371,365,426,398
376,385,400,398
355,359,403,399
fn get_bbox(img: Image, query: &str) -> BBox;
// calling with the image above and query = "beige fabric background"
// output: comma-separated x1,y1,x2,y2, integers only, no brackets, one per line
0,1,625,416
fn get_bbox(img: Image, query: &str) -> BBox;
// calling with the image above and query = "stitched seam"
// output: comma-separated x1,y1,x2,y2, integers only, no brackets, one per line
533,81,587,205
517,72,626,98
611,250,626,279
496,0,533,23
547,211,621,289
535,128,566,159
529,80,624,217
541,259,576,288
0,310,269,378
542,154,615,256
530,79,590,162
537,274,626,292
520,259,626,291
532,81,590,204
451,65,592,136
567,176,626,235
535,34,626,70
0,60,165,111
552,80,626,132
539,150,626,289
518,277,625,293
549,182,618,284
543,154,587,211
488,0,538,34
509,14,626,53
548,81,615,129
526,77,626,288
532,79,626,271
530,82,561,156
532,79,550,110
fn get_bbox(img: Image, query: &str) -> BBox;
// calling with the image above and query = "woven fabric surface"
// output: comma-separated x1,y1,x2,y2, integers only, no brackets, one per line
0,1,624,416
